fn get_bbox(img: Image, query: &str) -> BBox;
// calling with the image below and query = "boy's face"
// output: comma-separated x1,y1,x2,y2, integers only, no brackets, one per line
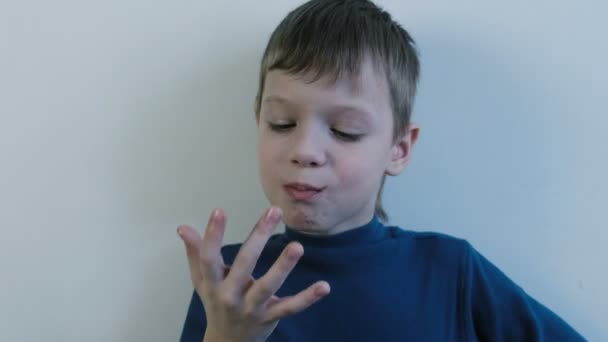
256,58,418,235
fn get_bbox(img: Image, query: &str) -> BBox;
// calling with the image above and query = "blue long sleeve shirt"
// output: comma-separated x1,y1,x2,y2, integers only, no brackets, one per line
180,216,584,341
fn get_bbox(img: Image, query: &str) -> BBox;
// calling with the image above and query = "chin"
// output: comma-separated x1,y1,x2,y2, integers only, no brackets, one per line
281,206,325,231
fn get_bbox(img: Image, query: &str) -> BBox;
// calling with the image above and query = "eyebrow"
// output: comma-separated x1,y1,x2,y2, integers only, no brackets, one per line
263,95,373,119
263,95,293,105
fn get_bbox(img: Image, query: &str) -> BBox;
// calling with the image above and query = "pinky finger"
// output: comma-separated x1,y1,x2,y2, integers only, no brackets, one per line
264,281,331,322
177,225,203,284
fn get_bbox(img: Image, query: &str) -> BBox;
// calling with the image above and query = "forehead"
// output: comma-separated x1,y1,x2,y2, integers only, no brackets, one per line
262,57,391,116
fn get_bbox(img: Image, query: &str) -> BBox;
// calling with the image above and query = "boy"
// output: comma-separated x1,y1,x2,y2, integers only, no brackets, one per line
177,0,584,341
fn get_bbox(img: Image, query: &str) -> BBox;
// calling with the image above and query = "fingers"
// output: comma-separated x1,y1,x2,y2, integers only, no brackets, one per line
177,224,203,285
178,207,330,326
200,209,228,283
225,207,282,291
264,281,331,322
246,242,303,305
177,209,227,287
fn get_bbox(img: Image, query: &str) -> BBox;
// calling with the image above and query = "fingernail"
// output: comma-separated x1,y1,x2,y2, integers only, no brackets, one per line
288,247,300,259
210,208,224,224
315,282,330,296
214,209,226,226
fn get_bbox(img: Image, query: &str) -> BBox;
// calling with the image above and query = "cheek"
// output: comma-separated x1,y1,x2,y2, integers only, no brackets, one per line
260,134,281,157
336,156,371,185
258,137,281,180
335,146,388,188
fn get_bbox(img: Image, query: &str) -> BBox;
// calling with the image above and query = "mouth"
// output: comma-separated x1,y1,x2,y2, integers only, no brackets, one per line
283,182,325,201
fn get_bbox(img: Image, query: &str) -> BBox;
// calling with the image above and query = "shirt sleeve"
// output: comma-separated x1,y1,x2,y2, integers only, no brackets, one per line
460,242,585,341
179,290,207,342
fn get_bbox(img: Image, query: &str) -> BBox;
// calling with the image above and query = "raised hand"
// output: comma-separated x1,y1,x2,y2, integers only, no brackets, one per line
177,207,330,342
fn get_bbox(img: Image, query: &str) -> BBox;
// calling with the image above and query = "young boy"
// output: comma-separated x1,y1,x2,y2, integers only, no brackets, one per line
177,0,585,341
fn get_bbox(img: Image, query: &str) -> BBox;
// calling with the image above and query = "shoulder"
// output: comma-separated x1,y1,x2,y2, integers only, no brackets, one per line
389,225,471,251
388,226,474,267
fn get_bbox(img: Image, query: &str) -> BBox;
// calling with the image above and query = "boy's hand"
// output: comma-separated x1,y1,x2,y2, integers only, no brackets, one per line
177,207,330,342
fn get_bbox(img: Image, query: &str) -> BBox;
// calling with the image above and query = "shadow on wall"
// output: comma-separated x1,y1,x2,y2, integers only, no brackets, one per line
120,46,265,341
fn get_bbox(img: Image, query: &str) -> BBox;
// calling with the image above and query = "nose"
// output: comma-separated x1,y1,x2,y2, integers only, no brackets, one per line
290,125,327,168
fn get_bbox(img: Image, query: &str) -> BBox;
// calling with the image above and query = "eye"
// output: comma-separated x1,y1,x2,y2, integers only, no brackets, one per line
331,128,363,142
268,122,295,132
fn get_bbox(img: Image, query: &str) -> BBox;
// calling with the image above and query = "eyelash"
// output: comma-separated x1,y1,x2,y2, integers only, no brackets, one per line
268,123,362,142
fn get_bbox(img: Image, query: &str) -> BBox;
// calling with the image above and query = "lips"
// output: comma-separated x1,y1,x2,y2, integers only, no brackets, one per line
283,182,324,201
284,182,322,191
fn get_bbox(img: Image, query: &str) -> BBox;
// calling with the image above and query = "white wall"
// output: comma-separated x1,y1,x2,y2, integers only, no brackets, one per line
0,0,604,340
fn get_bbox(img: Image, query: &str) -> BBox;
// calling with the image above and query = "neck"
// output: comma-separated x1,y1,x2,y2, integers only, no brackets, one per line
283,215,385,248
287,212,376,236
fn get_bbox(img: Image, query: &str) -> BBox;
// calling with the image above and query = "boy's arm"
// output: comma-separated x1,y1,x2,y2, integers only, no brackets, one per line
461,242,585,341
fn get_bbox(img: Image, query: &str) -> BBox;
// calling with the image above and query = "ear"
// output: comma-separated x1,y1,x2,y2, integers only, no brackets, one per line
385,123,420,176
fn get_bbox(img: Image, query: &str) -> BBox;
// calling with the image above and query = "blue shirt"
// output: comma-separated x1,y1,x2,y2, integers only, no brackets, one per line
180,216,584,341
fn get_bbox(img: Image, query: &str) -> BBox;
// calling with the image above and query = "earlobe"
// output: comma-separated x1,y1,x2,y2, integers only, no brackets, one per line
385,123,420,176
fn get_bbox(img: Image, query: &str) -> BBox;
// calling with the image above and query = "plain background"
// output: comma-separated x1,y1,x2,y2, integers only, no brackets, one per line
1,0,606,340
